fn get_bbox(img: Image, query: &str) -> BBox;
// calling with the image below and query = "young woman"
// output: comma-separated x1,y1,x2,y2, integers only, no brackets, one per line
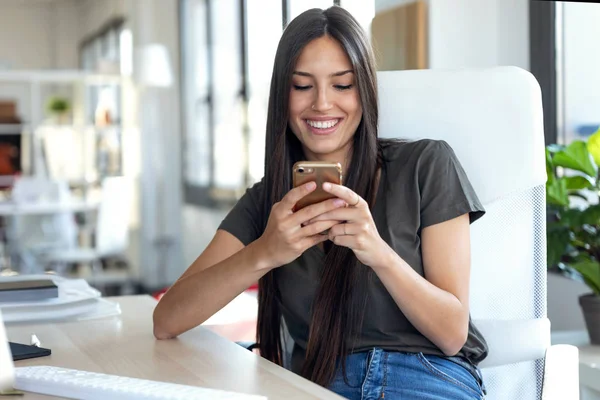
154,6,487,399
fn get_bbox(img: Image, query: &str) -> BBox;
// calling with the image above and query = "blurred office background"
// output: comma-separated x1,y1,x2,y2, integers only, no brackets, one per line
0,0,597,335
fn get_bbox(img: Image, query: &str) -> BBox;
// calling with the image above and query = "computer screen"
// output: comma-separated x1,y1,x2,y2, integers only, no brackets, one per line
0,310,15,391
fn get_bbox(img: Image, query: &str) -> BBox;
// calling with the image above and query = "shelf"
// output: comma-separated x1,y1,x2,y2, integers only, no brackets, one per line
0,70,124,85
0,124,122,134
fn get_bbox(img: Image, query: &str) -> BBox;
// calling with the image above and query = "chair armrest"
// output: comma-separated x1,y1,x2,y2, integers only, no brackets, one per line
475,318,550,369
542,344,579,400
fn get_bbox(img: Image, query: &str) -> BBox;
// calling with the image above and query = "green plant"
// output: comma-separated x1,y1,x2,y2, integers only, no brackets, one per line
46,96,70,115
547,128,600,295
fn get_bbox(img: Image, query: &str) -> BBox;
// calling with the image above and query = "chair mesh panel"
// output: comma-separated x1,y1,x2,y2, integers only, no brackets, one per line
470,185,546,399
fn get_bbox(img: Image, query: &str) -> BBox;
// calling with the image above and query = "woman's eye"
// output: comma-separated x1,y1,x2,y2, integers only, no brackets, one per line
335,84,353,91
293,85,311,91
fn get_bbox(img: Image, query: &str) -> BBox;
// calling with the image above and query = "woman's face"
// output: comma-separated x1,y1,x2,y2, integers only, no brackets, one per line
288,35,362,163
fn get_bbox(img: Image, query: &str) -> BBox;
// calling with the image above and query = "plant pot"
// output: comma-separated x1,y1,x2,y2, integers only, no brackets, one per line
579,293,600,344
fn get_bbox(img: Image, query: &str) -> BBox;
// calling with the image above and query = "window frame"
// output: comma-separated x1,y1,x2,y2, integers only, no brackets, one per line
180,0,336,207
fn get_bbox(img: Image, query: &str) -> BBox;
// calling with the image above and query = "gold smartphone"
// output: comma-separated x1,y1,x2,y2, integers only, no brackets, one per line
292,161,343,211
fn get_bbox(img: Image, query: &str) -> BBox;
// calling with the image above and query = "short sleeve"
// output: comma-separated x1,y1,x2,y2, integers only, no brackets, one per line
417,140,485,228
218,179,266,246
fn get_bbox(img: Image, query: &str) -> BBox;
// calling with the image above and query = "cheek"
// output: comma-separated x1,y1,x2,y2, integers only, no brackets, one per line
288,91,309,117
341,96,362,124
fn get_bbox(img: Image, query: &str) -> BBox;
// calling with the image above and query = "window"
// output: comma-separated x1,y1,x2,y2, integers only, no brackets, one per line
80,19,127,125
181,0,335,207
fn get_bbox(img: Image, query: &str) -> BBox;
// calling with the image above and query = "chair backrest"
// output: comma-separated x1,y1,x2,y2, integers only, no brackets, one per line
10,178,77,268
377,67,547,400
96,177,131,256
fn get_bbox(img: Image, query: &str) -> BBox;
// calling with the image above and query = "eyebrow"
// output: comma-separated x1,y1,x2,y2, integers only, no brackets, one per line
292,70,354,78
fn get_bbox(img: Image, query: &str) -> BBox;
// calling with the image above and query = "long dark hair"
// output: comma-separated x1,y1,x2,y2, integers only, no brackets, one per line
258,6,380,387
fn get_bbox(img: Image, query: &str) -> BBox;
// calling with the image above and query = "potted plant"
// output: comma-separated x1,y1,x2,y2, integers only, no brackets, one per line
46,96,71,124
547,127,600,344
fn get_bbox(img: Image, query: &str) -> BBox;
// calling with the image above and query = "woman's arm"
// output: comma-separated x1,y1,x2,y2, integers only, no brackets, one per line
308,181,472,356
153,182,346,340
153,230,269,340
372,214,472,356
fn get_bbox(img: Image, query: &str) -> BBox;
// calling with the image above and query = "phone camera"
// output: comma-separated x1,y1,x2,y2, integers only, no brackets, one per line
298,167,305,173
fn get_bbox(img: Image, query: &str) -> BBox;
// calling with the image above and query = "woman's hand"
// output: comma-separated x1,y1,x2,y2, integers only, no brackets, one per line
307,182,395,269
256,181,347,269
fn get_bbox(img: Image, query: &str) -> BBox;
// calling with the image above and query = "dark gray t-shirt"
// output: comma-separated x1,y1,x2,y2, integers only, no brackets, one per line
218,139,488,371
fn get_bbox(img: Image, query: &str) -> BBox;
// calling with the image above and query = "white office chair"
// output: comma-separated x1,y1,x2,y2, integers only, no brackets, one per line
377,67,579,399
41,177,132,286
7,178,77,274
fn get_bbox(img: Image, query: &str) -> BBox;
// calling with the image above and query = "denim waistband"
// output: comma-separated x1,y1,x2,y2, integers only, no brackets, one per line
446,355,487,395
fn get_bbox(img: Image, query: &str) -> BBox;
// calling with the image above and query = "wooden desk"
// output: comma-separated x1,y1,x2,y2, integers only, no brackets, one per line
7,295,343,399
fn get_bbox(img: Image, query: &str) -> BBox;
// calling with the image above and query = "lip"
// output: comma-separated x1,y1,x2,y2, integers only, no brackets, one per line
304,117,343,136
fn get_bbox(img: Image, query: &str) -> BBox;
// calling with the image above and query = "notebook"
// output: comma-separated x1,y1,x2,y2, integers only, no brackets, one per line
0,279,58,303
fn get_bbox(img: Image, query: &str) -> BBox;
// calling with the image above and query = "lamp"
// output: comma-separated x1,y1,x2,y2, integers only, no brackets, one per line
134,43,177,288
134,44,173,88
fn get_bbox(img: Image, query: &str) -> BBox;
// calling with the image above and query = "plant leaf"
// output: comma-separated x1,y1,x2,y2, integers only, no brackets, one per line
569,259,600,295
565,175,595,190
587,127,600,167
546,177,569,207
547,227,571,267
581,204,600,226
546,148,554,184
553,141,598,177
558,208,584,226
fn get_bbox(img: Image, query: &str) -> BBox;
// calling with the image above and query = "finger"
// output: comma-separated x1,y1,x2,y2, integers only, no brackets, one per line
328,223,352,237
300,219,340,237
306,207,358,224
292,197,347,225
322,183,364,208
301,232,330,249
329,234,354,248
281,181,317,211
302,219,339,228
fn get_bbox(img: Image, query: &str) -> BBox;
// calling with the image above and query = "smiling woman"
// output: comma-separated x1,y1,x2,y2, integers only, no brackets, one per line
155,6,488,400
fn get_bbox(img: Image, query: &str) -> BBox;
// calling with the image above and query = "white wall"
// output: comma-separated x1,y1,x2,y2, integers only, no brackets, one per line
54,0,82,69
562,2,600,142
374,0,529,70
0,1,56,70
0,0,80,123
77,0,126,40
428,0,529,69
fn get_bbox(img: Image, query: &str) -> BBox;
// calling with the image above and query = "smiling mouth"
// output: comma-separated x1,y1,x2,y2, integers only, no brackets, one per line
305,119,341,129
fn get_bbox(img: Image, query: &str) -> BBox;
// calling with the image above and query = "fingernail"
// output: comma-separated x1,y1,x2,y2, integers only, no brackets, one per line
306,182,316,190
323,182,331,190
334,199,345,207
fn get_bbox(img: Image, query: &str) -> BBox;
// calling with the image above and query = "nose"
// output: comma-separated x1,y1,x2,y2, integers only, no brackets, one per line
312,86,333,112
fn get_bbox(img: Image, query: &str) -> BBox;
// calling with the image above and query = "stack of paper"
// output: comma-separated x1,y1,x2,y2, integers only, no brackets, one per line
0,275,121,324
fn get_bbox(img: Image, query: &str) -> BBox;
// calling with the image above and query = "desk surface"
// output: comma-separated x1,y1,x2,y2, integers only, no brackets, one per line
7,295,343,399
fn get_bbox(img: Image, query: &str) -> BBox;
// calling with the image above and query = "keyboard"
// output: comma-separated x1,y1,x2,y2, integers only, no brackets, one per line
15,366,267,400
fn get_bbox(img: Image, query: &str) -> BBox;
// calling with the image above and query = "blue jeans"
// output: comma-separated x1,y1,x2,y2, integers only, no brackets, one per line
327,349,486,399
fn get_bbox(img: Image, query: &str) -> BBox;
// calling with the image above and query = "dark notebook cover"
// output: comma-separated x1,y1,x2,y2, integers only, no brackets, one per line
0,279,58,302
9,342,51,361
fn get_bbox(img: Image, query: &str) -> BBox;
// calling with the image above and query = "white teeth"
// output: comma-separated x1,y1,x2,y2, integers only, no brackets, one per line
306,119,339,129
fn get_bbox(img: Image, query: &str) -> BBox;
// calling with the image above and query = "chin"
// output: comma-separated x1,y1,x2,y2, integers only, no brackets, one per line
303,141,340,157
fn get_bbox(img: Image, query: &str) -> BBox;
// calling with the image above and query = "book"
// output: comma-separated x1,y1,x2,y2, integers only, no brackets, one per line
0,280,58,303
